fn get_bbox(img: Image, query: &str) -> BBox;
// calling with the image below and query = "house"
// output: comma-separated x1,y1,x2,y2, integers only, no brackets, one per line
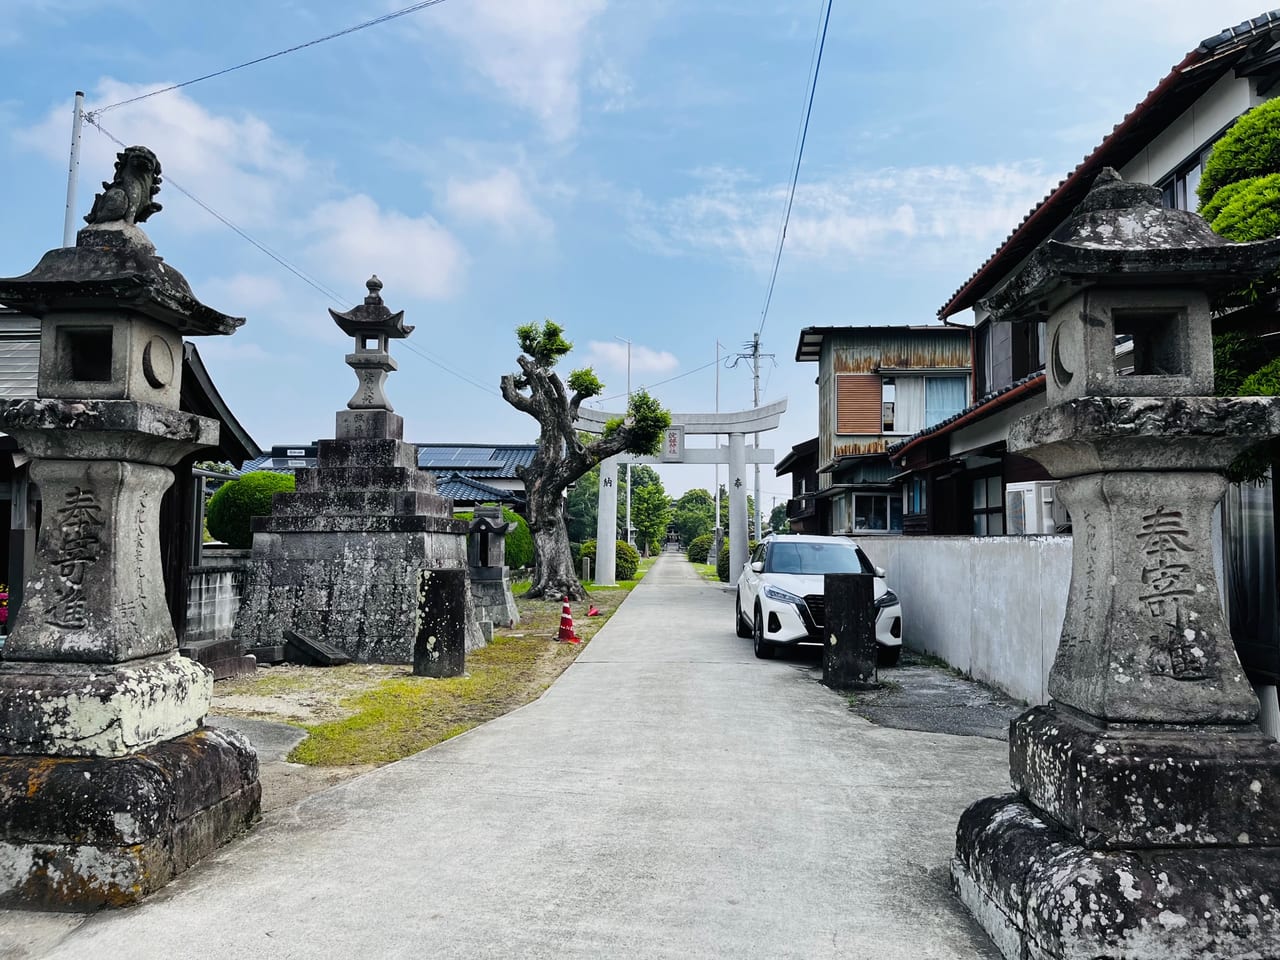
868,10,1280,719
775,437,820,533
787,325,971,535
244,441,535,512
0,308,262,640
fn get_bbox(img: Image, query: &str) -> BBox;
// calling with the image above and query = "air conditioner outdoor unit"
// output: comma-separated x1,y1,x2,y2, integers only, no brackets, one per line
1004,481,1059,535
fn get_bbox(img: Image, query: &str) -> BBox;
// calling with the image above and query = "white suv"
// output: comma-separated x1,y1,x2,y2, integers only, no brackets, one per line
734,535,904,664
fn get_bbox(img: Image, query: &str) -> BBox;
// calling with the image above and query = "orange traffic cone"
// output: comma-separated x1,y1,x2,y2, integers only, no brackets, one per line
558,596,581,643
587,605,601,617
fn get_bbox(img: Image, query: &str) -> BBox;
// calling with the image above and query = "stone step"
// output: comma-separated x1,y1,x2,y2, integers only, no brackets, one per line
253,513,469,536
293,466,436,494
204,654,257,681
178,636,242,665
316,438,418,469
246,644,286,664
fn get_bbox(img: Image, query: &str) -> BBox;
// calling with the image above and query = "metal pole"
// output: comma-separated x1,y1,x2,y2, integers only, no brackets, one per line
752,333,762,540
714,340,721,536
626,462,633,545
62,91,85,248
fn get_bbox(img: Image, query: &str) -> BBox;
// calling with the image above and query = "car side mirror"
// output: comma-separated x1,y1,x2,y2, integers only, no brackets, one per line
874,566,886,578
750,561,764,573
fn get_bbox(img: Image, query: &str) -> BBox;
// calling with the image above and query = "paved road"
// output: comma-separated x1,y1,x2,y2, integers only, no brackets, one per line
17,553,1009,959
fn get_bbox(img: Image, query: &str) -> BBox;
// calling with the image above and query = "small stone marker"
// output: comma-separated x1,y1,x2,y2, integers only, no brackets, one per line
821,573,877,690
413,568,467,678
282,628,352,667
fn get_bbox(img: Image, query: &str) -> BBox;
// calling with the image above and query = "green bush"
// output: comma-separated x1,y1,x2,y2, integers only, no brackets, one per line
717,540,757,582
580,538,639,580
454,506,534,569
687,533,713,564
569,542,583,570
616,540,640,581
1198,98,1280,205
205,471,295,548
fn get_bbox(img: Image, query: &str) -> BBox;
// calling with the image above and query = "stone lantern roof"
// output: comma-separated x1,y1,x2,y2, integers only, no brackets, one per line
981,168,1280,322
328,275,414,339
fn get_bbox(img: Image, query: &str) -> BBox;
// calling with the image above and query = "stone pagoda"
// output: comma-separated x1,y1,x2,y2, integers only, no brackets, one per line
235,277,480,662
953,170,1280,959
0,146,260,907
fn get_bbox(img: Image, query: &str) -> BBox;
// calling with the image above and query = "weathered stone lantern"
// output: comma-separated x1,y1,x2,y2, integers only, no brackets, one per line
954,169,1280,959
468,504,519,628
0,146,260,907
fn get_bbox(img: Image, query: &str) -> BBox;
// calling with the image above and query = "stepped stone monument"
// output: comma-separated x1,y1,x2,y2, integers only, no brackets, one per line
0,146,260,907
236,277,481,662
953,170,1280,959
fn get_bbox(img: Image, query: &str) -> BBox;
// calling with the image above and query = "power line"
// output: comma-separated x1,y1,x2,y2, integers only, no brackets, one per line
84,118,502,402
596,356,721,404
756,0,833,338
88,0,450,117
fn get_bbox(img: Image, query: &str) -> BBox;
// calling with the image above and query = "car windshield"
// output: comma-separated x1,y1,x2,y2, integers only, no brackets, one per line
765,541,874,576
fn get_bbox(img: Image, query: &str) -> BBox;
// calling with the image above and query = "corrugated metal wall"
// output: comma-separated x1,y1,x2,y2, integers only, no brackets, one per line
0,314,39,400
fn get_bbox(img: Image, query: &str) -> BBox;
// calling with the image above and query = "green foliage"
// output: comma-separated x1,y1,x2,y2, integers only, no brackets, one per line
565,464,599,543
1204,173,1280,243
686,533,713,563
1240,355,1280,396
567,367,603,398
672,488,715,546
579,538,639,581
630,478,672,551
769,503,790,535
205,471,295,548
454,507,534,569
1197,98,1280,205
623,390,671,456
717,540,757,582
570,542,583,569
516,319,573,367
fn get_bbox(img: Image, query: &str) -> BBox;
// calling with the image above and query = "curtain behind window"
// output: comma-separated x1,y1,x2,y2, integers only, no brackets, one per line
925,376,966,426
894,377,926,434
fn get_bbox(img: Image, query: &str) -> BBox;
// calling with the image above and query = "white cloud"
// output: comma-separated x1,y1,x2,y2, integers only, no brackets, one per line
306,195,466,301
432,0,607,141
444,168,552,238
634,162,1058,269
584,340,679,374
590,62,633,113
15,80,312,233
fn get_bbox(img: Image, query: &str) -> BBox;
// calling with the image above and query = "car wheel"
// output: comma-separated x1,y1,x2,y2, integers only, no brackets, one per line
735,593,752,638
753,607,775,660
877,644,901,667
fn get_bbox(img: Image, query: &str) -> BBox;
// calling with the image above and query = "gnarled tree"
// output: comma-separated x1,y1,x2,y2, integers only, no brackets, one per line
500,320,670,600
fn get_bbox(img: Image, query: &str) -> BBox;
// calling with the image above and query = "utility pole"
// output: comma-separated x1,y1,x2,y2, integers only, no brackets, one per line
714,340,722,557
728,334,773,541
63,91,85,248
615,336,633,545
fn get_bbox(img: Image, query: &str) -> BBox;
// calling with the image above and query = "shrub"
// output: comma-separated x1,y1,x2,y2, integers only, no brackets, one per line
454,506,534,570
616,540,640,581
205,471,295,548
717,540,757,582
570,542,582,570
1198,98,1280,205
687,533,713,564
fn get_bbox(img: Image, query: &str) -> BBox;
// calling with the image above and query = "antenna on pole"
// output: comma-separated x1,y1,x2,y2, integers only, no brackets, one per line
62,91,85,248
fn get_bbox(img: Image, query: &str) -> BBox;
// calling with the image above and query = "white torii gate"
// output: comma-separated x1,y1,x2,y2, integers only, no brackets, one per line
576,398,787,586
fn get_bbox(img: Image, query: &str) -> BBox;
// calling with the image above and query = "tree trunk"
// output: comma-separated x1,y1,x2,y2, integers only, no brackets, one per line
523,479,587,601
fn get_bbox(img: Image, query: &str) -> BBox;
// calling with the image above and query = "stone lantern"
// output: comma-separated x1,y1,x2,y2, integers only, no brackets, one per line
953,170,1280,959
468,504,519,628
0,146,259,907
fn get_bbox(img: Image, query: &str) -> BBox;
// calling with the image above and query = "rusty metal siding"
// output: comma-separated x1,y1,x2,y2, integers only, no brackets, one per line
819,350,833,489
828,330,970,375
833,439,888,458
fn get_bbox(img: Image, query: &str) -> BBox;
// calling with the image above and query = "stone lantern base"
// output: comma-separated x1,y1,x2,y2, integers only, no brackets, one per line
0,725,259,909
954,704,1280,959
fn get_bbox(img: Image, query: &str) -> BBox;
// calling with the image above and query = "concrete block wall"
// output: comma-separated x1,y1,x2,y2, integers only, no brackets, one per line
185,548,251,645
857,536,1072,705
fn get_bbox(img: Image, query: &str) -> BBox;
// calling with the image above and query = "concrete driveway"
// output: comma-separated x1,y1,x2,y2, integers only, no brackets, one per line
12,552,1009,959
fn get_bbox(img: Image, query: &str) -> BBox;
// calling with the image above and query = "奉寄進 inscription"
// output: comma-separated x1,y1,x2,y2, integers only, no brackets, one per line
44,486,105,629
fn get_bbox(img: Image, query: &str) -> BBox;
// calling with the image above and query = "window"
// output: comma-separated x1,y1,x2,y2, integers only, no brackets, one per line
906,476,927,515
972,474,1004,536
1158,141,1217,211
887,375,966,435
835,374,883,434
852,493,904,533
925,376,967,425
765,540,874,576
881,377,896,432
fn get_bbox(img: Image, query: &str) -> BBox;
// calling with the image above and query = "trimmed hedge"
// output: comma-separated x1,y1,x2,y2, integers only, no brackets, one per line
455,506,533,569
581,539,640,581
686,533,713,564
205,471,295,548
717,540,757,582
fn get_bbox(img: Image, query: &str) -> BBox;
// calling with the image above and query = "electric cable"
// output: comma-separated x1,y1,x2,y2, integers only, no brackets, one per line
595,356,721,404
88,0,450,117
756,0,833,338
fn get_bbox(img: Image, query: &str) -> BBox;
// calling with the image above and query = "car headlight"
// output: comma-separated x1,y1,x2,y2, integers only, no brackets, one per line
762,584,803,605
874,589,899,609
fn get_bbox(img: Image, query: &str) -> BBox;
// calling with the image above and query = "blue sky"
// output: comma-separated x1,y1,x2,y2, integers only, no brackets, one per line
1,0,1271,502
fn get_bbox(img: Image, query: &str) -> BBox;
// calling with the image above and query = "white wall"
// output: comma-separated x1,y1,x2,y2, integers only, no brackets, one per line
859,535,1072,705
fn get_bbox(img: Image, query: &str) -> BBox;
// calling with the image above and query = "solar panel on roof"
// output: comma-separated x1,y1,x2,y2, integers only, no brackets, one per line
418,446,499,468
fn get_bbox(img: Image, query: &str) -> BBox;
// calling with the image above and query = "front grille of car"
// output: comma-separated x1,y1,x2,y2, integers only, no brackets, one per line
803,595,825,629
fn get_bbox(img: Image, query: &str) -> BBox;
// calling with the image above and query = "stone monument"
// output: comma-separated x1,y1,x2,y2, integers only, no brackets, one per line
235,277,481,661
953,170,1280,959
468,504,519,628
0,146,260,907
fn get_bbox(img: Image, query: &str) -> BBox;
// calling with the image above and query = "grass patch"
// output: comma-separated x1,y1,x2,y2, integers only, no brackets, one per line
288,635,578,766
689,561,719,582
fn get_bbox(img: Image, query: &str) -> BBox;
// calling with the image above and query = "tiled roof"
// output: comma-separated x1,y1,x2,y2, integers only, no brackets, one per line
417,443,535,477
937,10,1280,319
434,473,524,504
886,373,1047,459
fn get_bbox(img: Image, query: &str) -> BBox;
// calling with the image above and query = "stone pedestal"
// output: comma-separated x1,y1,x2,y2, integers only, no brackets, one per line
953,171,1280,959
235,277,481,662
821,573,876,690
0,150,260,909
413,568,467,678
